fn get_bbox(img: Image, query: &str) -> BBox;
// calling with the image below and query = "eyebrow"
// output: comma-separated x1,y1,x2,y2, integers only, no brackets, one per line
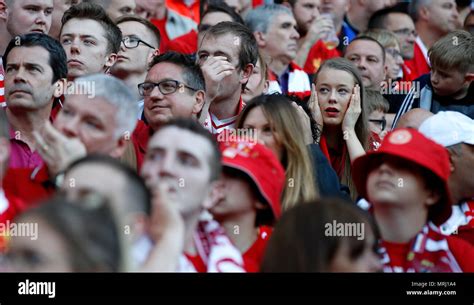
61,33,99,40
6,62,44,71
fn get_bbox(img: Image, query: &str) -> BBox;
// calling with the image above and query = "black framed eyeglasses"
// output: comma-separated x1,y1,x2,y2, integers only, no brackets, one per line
138,80,198,96
393,28,417,37
122,36,155,49
369,118,387,131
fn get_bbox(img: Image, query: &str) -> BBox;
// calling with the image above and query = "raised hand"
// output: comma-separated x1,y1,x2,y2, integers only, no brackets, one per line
199,56,235,103
33,121,87,177
342,84,362,133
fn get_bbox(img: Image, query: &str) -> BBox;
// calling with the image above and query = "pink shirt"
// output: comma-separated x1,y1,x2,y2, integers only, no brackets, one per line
8,129,44,169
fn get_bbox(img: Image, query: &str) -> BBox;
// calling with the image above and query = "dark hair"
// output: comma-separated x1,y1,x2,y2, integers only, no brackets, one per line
158,118,222,181
200,2,245,32
261,198,380,272
3,33,67,84
15,195,123,272
65,155,151,216
368,4,411,30
115,15,161,48
61,2,122,53
201,21,258,70
149,51,206,92
349,35,386,63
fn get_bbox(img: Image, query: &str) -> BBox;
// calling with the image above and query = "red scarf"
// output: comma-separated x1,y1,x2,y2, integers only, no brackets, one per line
380,222,462,273
319,135,347,179
179,220,246,272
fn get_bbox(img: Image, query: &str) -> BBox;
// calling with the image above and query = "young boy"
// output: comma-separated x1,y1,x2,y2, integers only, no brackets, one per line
352,128,474,272
210,140,285,272
393,30,474,127
366,90,390,150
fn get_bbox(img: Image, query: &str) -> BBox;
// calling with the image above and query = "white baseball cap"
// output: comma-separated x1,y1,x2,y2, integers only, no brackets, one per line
419,111,474,147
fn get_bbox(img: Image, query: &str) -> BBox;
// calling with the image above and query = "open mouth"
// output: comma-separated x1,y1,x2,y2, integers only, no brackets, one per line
325,107,340,117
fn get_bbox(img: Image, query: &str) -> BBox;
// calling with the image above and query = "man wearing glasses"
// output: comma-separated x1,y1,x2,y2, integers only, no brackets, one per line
132,52,205,169
368,3,418,81
111,15,160,118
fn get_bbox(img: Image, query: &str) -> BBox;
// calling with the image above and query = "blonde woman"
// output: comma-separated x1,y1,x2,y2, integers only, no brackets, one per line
310,58,369,199
236,94,344,211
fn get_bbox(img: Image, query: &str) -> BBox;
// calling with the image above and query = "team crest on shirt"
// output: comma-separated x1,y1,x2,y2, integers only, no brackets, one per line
389,130,412,145
222,142,258,159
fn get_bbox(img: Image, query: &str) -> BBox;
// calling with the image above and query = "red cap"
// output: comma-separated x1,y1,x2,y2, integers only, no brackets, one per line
220,140,285,220
352,128,452,225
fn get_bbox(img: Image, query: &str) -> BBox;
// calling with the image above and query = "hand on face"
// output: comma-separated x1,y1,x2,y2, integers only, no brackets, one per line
341,85,362,133
305,15,335,45
199,56,235,102
33,121,87,177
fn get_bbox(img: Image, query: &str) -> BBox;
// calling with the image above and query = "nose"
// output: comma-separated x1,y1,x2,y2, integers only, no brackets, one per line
70,38,80,55
328,89,337,102
149,84,164,100
431,71,439,85
157,153,176,179
35,11,47,26
13,67,27,84
291,27,300,40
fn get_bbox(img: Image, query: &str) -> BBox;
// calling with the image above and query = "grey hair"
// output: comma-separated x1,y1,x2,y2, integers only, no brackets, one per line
408,0,432,22
245,4,293,33
73,74,138,139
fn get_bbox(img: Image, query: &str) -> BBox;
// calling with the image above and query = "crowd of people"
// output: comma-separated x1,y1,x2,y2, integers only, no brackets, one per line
0,0,473,273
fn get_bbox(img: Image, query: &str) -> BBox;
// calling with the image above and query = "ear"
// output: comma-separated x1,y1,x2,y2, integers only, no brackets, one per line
105,53,118,70
147,48,160,64
418,5,430,22
464,72,474,84
424,189,441,207
254,32,266,48
240,63,254,85
0,1,8,21
109,135,128,158
262,80,270,94
254,200,266,211
192,90,206,115
448,152,456,173
54,78,67,98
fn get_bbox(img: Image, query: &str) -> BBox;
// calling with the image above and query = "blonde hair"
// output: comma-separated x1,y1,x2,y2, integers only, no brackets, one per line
314,58,370,199
429,30,474,74
237,95,319,211
363,29,401,50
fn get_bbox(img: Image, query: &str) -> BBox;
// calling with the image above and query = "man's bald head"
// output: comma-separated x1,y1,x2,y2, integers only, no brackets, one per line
395,108,434,129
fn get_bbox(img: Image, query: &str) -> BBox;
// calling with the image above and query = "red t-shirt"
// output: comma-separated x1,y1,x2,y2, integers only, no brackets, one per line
404,41,430,81
166,0,200,24
303,40,341,75
131,120,152,171
0,62,5,105
167,30,198,55
150,18,170,53
243,226,272,273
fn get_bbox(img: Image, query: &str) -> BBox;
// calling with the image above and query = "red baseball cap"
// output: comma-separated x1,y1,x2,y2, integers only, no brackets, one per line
220,140,285,221
352,128,452,225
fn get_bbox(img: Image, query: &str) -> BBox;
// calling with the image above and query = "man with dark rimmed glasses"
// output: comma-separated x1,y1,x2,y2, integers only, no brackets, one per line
131,51,206,170
111,15,160,117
